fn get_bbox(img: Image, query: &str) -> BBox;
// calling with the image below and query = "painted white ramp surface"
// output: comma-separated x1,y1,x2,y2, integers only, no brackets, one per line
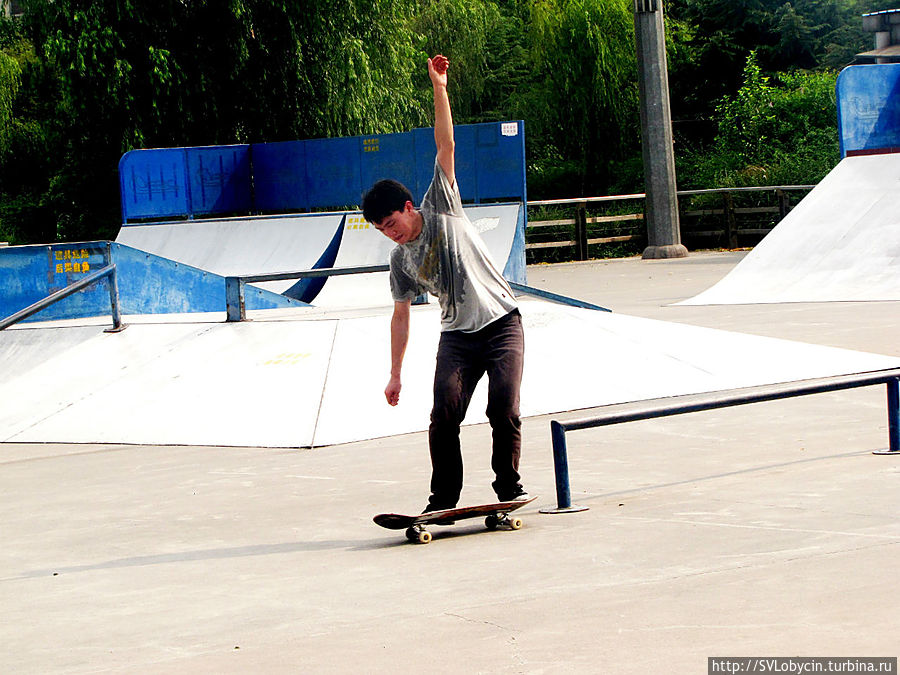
116,214,343,294
5,299,897,448
1,320,335,447
681,153,900,305
311,205,521,308
312,296,899,444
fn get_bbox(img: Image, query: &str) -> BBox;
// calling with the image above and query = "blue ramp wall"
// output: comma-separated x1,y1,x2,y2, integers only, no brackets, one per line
0,242,305,323
119,121,527,222
837,64,900,157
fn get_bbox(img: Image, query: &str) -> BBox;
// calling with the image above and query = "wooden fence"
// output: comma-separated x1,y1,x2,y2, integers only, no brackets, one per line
526,185,814,262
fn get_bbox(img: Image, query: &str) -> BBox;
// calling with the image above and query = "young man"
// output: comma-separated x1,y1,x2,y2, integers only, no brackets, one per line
362,54,527,512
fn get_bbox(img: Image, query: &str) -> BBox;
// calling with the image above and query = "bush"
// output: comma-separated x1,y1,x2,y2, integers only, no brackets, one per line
679,52,840,190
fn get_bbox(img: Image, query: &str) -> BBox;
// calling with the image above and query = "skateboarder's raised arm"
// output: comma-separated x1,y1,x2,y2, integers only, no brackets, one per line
385,300,411,406
428,55,455,189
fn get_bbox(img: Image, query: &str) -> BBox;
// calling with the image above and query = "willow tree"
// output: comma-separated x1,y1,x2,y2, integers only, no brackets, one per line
234,0,427,141
527,0,638,194
6,0,428,243
0,50,19,153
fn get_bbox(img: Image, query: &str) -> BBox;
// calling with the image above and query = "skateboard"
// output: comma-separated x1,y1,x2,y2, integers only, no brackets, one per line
373,496,537,544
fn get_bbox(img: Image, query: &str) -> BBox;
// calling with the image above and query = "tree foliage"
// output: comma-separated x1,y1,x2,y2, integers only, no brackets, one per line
526,0,637,194
680,51,839,189
0,0,894,244
2,0,427,243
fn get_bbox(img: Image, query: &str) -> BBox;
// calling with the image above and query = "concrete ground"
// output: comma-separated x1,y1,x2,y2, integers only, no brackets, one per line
2,251,899,674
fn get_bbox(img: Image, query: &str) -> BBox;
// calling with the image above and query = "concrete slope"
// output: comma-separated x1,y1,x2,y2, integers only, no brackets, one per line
680,153,900,305
116,214,344,296
310,300,900,445
3,299,897,448
1,319,334,447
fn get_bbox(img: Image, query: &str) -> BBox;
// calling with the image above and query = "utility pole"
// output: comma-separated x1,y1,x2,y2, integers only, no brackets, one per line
633,0,687,259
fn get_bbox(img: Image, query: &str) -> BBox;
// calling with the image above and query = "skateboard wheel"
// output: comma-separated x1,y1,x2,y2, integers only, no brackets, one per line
406,526,431,544
485,515,499,530
509,517,523,530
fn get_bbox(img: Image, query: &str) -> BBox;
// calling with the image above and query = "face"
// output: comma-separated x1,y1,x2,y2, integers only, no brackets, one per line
372,201,422,244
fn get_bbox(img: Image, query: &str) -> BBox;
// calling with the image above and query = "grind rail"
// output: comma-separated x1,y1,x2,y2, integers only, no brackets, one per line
0,261,125,333
224,266,609,321
541,369,900,514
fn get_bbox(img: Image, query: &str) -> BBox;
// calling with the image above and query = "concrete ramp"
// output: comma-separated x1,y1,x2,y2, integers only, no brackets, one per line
116,204,523,309
116,214,344,298
1,319,334,447
680,153,900,305
311,204,523,309
3,300,897,448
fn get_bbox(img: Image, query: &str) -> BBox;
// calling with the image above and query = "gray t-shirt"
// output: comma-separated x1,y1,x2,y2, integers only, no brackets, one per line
390,160,517,332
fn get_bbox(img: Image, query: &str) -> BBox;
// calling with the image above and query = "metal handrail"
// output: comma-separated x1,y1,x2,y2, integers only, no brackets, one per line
541,369,900,513
0,263,125,332
225,264,391,322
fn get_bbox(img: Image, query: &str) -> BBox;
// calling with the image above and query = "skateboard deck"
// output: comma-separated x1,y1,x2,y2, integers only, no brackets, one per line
374,496,537,544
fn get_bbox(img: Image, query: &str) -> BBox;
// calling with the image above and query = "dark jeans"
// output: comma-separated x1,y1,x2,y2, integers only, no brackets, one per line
427,309,524,508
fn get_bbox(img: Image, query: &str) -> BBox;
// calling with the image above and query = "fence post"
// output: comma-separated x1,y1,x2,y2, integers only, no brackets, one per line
776,188,790,220
874,378,900,455
722,192,738,248
575,202,588,261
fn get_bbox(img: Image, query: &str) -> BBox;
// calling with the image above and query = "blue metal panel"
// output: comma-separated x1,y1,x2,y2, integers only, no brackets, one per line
0,242,110,321
119,121,527,221
837,64,900,157
186,145,252,215
304,137,360,210
476,121,527,202
119,149,190,221
113,243,228,314
112,243,303,314
454,124,478,202
0,242,304,323
252,141,309,212
413,127,438,203
359,131,419,200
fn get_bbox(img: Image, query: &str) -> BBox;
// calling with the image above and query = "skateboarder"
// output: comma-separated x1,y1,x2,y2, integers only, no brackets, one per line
362,54,527,513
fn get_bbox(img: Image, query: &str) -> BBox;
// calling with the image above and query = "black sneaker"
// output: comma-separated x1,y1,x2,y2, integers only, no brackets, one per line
422,503,456,525
498,488,530,503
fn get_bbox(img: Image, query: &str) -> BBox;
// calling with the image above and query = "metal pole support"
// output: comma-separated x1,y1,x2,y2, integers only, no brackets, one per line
225,277,245,322
103,264,126,333
873,378,900,455
540,421,590,514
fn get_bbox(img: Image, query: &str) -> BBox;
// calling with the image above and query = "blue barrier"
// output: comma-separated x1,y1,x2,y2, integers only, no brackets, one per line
837,64,900,157
0,261,124,333
0,242,305,322
119,121,527,222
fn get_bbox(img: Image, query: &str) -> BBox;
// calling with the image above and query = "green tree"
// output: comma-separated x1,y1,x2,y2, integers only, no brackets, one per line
2,0,428,244
0,49,20,153
0,12,62,244
525,0,638,195
680,51,839,189
413,0,506,122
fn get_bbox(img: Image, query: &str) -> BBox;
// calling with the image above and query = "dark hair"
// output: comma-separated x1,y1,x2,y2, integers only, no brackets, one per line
362,179,414,224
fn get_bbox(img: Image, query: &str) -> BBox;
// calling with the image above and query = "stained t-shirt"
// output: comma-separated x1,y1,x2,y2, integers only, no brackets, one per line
389,160,517,333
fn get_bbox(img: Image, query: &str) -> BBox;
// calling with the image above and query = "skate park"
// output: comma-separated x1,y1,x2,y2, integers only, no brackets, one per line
2,63,900,672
